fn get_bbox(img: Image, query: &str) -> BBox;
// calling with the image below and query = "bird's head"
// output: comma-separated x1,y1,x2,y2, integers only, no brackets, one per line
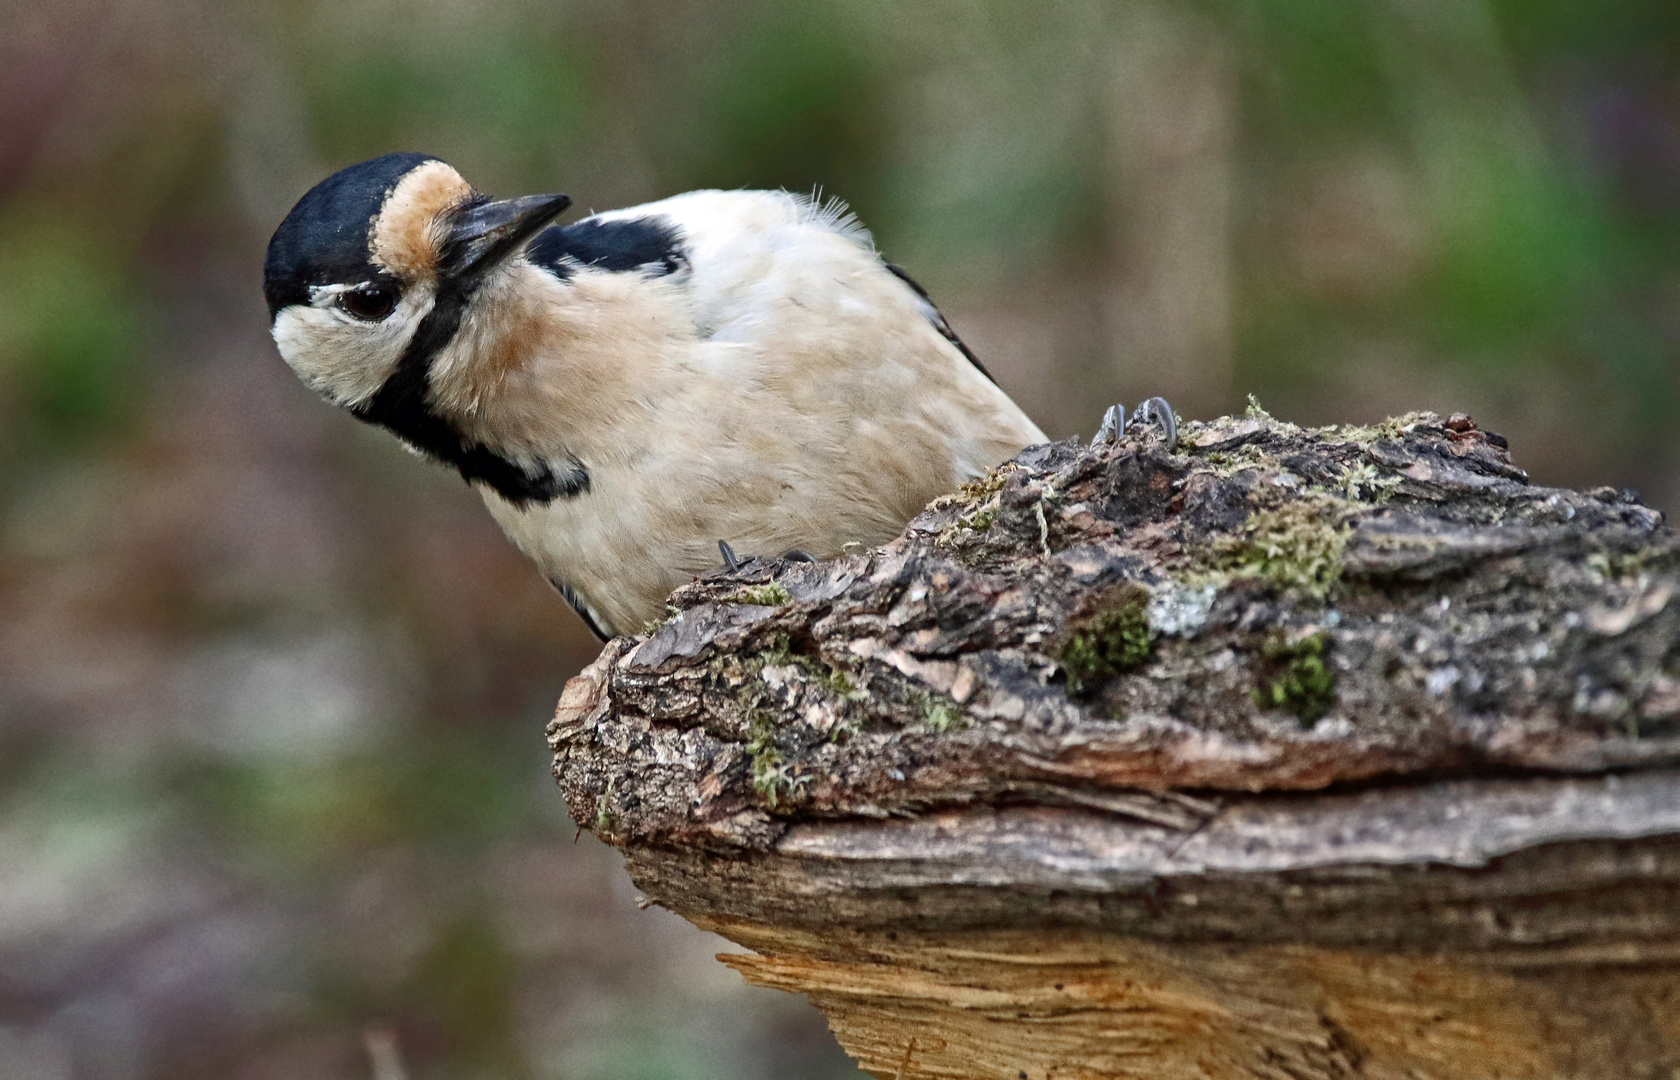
262,153,571,409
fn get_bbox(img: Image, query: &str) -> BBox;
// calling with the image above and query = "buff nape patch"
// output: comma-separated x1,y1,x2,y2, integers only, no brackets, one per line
370,160,474,279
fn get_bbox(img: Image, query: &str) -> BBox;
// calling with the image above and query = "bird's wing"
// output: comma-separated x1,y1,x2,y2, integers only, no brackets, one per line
575,191,994,376
880,262,997,387
525,216,688,280
521,189,1004,403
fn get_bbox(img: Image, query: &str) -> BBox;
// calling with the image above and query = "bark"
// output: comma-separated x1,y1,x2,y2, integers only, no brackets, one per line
548,410,1680,1079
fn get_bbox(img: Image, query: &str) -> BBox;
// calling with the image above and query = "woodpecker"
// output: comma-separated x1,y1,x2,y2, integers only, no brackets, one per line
264,153,1059,639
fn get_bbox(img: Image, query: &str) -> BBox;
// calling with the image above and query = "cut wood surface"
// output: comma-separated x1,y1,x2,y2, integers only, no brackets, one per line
548,410,1680,1079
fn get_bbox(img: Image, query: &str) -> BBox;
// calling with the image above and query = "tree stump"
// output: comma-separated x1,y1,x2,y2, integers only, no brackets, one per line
548,409,1680,1079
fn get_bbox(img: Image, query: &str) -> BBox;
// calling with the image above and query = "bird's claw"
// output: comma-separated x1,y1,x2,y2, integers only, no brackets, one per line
1090,396,1178,452
720,541,817,570
1092,404,1126,447
1134,396,1178,451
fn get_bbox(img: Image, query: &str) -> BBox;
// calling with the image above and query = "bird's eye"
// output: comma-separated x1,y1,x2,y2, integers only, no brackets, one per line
338,284,399,321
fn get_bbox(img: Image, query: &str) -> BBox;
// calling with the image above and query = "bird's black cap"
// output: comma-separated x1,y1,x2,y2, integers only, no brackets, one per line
263,152,439,321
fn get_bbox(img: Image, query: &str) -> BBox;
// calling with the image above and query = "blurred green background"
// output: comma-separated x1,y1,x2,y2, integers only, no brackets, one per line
0,1,1676,1078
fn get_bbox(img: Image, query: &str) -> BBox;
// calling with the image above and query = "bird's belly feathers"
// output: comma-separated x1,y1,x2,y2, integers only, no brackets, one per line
480,427,962,636
480,364,1040,637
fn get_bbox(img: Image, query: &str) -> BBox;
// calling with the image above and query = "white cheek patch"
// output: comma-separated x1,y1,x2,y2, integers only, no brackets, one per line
271,288,435,408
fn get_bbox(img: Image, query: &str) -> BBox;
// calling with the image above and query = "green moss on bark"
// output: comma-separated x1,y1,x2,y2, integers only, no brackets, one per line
1059,585,1156,696
1253,631,1338,725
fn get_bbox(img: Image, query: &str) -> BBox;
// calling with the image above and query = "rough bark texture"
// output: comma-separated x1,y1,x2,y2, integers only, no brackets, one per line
548,410,1680,1079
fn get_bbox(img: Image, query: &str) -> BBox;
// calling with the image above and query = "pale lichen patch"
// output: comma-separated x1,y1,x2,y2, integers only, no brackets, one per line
727,582,792,607
1148,583,1219,637
1184,491,1354,601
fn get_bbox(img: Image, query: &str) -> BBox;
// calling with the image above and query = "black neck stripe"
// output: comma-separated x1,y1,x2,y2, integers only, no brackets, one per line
352,278,588,507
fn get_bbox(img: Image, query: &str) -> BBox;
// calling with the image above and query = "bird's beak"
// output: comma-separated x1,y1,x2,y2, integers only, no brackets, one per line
441,193,572,285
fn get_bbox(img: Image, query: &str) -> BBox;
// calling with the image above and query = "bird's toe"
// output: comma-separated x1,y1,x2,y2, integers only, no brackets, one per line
1132,396,1179,451
1091,403,1127,447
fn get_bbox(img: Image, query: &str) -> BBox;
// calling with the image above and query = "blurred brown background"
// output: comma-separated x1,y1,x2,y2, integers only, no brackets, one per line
0,1,1676,1078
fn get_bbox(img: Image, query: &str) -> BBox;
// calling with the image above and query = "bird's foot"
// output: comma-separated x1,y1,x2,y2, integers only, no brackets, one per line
1091,396,1178,451
720,541,818,570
